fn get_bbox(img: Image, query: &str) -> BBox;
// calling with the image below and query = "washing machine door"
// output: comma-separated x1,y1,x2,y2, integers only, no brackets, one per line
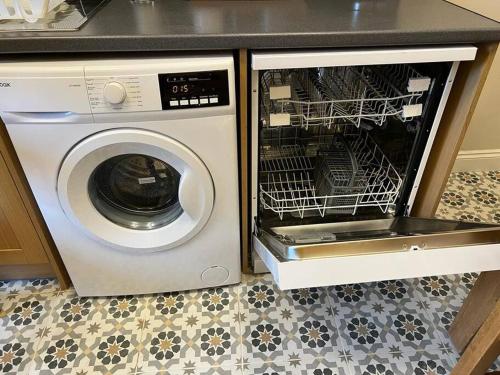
57,129,214,252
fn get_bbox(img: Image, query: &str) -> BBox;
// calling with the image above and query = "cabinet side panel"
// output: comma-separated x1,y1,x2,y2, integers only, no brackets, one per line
0,203,21,250
0,152,46,264
238,49,251,273
412,42,499,217
0,120,71,288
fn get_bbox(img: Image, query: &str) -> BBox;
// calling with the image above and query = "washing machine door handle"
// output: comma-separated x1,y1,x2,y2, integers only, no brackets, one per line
179,169,213,221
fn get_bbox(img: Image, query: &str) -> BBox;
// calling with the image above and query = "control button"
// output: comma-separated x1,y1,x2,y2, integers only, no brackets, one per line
209,96,219,104
190,98,199,105
200,98,209,104
180,100,189,106
169,100,179,107
103,81,127,105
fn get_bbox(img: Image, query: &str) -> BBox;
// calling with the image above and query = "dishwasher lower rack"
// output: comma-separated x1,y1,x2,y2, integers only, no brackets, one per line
259,129,402,219
260,65,430,129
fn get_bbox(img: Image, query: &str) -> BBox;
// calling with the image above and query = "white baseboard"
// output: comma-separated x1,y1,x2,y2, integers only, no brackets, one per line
453,149,500,171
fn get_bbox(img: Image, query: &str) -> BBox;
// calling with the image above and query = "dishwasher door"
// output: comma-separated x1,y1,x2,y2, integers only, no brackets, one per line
253,217,500,289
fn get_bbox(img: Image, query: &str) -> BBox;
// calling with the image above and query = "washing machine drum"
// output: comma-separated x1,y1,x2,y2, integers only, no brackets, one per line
57,129,215,253
90,154,183,230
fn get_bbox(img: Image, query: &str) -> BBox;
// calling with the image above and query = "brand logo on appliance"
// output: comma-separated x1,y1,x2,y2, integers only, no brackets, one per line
0,82,11,87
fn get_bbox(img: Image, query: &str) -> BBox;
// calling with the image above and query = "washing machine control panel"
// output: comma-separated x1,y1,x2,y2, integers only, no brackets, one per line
158,70,229,110
86,75,154,113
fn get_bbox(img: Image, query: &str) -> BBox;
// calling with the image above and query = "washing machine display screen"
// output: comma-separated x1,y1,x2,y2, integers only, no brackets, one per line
158,70,229,110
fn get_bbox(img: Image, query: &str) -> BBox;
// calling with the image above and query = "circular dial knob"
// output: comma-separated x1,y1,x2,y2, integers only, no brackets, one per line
103,81,127,105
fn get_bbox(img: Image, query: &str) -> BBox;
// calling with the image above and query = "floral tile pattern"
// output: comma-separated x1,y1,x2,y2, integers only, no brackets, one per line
349,349,455,375
135,286,241,373
0,279,60,298
0,292,56,374
29,290,147,374
329,279,445,356
238,273,343,371
0,170,499,374
241,360,287,374
435,170,500,224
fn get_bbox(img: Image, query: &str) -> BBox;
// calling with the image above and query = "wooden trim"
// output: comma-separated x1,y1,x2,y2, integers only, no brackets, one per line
238,48,251,273
0,120,71,289
0,263,55,280
449,270,500,353
450,301,500,375
412,43,499,217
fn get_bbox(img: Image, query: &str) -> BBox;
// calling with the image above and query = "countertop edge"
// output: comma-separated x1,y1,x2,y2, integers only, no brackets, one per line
1,29,499,54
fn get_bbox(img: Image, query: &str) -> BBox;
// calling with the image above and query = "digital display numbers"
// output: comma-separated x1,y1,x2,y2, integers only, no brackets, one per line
158,70,229,110
171,84,190,94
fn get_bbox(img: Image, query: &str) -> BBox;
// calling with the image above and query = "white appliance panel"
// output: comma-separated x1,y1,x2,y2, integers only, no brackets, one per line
0,65,90,113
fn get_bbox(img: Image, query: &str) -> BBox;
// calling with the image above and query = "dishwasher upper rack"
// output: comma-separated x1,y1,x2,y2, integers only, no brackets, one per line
260,69,323,128
261,65,430,130
259,128,403,219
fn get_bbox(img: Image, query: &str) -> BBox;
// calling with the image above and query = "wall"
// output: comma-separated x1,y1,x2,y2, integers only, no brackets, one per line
446,0,500,22
454,47,500,171
446,0,500,171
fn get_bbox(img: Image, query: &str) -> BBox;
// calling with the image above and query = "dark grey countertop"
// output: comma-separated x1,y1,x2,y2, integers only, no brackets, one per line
0,0,499,54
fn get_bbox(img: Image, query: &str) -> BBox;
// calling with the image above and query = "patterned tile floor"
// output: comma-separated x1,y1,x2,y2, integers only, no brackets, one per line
0,170,499,375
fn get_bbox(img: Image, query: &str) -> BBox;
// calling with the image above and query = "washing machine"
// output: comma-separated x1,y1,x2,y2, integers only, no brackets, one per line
0,55,241,296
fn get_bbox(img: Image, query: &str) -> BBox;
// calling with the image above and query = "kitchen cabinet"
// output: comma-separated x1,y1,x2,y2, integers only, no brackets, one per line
0,121,69,287
0,152,47,265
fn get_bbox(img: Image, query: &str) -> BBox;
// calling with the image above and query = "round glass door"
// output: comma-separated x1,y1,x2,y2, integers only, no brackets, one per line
88,154,183,230
57,129,214,252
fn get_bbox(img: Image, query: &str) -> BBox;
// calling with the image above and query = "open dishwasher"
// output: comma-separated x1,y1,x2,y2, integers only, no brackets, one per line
250,46,500,289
